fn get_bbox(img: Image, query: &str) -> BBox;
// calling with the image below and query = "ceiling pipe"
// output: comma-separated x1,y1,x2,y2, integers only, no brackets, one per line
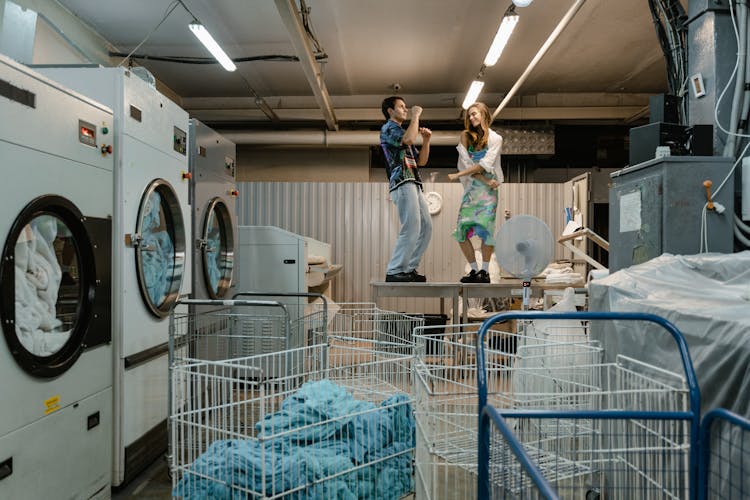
492,0,587,120
220,129,461,146
274,0,338,131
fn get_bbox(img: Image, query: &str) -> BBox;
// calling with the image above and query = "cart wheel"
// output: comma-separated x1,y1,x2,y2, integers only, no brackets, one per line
164,453,172,480
586,488,601,500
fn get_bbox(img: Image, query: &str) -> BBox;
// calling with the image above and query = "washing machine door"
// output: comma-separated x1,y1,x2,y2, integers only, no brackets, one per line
200,197,235,299
134,179,186,318
0,195,111,378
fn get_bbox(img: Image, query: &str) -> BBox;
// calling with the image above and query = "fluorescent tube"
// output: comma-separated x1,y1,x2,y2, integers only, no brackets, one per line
462,80,485,109
189,21,237,72
483,14,519,66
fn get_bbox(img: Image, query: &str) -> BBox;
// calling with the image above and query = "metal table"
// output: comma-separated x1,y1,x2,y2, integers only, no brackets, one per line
370,282,462,325
460,279,584,323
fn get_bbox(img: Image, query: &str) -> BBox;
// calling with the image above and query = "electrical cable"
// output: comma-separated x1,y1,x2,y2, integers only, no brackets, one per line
175,0,198,21
117,0,180,67
724,0,748,157
648,0,676,91
665,0,688,122
699,140,750,252
299,0,325,56
712,0,750,144
656,0,678,89
648,0,688,123
734,221,750,246
107,52,326,64
735,213,750,235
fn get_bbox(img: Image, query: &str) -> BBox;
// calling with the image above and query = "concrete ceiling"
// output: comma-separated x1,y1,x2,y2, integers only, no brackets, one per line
55,0,671,129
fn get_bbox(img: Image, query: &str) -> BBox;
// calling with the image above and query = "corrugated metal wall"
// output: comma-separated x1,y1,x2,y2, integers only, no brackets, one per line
237,182,570,314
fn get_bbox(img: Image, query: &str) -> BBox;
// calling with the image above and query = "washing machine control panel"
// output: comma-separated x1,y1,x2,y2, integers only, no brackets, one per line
78,120,97,147
173,126,186,155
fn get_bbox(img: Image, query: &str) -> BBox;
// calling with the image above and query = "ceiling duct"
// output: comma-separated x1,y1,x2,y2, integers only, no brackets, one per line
220,127,555,155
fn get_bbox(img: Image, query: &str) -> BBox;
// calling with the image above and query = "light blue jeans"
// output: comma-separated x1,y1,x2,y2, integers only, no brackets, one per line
386,182,432,275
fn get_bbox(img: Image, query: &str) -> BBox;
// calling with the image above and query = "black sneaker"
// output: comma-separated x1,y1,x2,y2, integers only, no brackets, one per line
460,270,479,283
475,270,490,283
386,272,415,282
409,270,427,282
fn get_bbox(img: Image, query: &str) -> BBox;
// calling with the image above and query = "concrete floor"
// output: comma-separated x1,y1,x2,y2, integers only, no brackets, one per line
111,456,421,499
111,457,172,500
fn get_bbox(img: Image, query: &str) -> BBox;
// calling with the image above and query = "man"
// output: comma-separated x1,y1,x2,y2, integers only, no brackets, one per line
380,96,433,282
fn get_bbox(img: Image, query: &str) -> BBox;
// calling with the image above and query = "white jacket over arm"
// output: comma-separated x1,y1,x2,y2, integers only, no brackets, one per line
455,129,504,189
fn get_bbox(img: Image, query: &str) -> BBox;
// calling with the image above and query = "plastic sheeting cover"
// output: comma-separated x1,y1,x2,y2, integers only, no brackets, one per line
588,252,750,418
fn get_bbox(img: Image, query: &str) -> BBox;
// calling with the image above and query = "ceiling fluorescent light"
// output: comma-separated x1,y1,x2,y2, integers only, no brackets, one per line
189,21,236,72
483,14,519,66
462,80,485,109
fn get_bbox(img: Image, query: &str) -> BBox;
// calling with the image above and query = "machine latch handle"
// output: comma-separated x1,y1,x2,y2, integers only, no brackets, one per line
703,179,715,210
125,233,143,247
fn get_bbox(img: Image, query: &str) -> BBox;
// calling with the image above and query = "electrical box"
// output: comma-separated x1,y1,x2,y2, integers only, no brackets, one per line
609,156,733,272
649,94,680,123
629,122,713,165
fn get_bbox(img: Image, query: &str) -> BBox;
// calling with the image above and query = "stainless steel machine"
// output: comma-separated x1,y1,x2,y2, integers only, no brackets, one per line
189,118,238,305
37,65,191,486
0,55,113,500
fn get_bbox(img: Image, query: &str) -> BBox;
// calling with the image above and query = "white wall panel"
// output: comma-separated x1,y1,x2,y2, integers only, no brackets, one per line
237,182,567,315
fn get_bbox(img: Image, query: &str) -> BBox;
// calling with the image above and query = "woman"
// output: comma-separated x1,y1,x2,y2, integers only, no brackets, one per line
448,102,503,283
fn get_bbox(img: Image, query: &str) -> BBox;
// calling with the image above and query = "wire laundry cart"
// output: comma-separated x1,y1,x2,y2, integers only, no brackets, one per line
168,297,328,479
412,320,603,499
171,293,330,367
323,302,423,358
476,312,702,500
169,303,423,499
698,408,750,500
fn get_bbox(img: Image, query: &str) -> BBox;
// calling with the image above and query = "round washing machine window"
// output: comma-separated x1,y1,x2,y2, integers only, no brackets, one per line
201,197,234,299
134,179,186,318
0,196,96,377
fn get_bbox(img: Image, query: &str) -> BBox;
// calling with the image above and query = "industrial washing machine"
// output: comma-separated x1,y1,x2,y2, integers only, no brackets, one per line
38,65,191,486
189,119,237,305
0,55,113,499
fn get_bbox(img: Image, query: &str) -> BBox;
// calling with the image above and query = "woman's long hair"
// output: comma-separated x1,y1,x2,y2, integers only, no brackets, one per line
464,102,491,150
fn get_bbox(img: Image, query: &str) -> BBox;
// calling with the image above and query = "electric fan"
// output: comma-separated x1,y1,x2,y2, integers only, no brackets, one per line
494,215,554,309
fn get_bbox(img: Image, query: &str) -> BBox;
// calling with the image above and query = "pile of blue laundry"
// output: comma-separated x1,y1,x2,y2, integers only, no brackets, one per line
174,379,414,499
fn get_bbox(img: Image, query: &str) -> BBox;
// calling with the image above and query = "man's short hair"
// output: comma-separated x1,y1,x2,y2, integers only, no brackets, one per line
381,96,403,120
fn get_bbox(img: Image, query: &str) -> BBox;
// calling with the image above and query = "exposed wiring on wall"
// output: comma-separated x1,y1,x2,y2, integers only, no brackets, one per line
717,0,750,158
699,139,750,252
116,0,180,67
647,0,688,124
704,0,750,251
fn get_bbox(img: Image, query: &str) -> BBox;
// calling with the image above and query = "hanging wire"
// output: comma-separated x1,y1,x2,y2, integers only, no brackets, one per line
175,0,198,21
117,0,181,67
112,0,329,68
